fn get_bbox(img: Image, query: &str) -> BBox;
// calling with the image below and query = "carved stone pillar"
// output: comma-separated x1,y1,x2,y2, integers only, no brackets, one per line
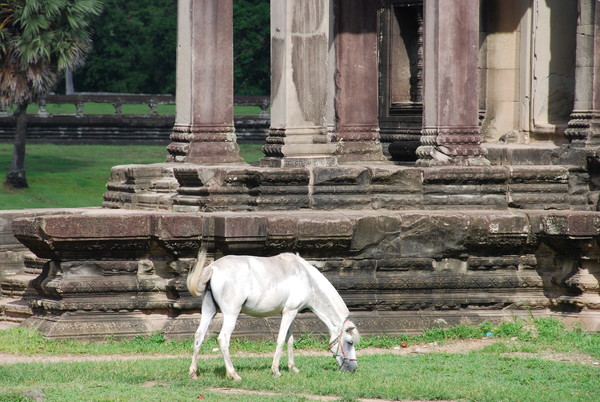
416,0,489,166
565,0,600,146
333,0,386,163
262,0,337,168
167,0,243,164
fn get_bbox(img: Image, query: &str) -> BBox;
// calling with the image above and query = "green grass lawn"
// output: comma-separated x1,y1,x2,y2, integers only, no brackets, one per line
15,103,264,116
0,353,597,401
0,143,264,209
0,319,598,401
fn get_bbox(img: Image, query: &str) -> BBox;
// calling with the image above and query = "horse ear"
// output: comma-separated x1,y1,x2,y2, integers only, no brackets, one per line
346,325,356,332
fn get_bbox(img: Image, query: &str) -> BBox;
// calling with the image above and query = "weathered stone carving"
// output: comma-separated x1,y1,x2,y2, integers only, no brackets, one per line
5,208,600,338
102,164,591,212
416,0,489,166
166,0,243,164
565,0,600,146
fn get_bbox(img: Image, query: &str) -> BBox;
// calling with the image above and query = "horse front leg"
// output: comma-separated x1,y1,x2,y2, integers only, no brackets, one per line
218,313,242,381
189,290,217,379
271,309,298,378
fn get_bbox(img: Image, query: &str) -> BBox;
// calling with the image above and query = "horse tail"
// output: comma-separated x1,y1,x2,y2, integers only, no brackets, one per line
187,245,213,297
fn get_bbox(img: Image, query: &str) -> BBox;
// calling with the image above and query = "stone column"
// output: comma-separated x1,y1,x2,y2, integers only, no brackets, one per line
565,0,600,146
262,0,337,168
167,0,243,164
416,0,489,166
333,0,386,163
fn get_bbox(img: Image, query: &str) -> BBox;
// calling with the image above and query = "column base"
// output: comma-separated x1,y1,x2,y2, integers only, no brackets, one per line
260,156,337,168
565,110,599,146
334,127,387,163
416,128,490,166
167,125,244,164
261,127,338,166
416,153,491,167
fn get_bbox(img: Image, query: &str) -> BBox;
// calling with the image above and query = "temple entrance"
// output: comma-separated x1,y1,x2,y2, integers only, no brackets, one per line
379,0,423,162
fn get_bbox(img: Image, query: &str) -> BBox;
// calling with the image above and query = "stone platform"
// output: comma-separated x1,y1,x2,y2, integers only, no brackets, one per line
8,202,600,339
102,162,592,212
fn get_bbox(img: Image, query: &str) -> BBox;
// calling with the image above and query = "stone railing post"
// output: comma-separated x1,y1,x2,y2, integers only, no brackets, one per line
416,0,489,166
112,101,122,116
259,102,270,118
261,0,336,168
167,0,243,164
37,97,48,117
333,0,386,163
565,0,600,146
75,101,84,117
149,102,159,116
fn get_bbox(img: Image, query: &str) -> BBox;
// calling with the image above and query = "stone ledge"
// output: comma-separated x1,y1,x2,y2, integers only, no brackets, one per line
20,308,600,340
103,163,592,212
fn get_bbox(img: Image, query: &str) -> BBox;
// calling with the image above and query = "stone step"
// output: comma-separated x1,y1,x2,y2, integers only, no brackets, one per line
102,162,593,211
0,274,37,298
0,297,33,324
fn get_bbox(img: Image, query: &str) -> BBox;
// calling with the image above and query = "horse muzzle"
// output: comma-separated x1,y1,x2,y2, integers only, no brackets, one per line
338,357,358,372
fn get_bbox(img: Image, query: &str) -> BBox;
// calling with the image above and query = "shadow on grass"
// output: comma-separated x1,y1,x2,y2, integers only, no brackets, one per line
25,154,97,174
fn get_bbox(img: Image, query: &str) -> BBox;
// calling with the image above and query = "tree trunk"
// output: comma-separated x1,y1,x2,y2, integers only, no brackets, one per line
65,69,75,94
5,102,29,189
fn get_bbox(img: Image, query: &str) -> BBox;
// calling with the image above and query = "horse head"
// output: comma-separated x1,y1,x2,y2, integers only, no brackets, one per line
329,320,360,372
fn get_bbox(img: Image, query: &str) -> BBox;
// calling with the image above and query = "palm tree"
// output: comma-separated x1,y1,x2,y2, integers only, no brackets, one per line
0,0,102,188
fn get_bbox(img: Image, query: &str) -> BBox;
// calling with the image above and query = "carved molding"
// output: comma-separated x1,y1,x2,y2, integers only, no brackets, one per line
565,110,598,144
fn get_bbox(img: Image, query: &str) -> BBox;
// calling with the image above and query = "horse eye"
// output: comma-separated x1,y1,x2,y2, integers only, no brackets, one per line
347,339,354,345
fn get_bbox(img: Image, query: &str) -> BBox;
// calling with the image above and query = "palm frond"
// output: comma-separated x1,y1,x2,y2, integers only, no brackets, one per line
0,0,102,107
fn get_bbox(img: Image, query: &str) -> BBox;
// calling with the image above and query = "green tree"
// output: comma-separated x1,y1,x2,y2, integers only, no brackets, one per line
73,0,269,95
0,0,102,188
233,0,270,95
73,0,177,94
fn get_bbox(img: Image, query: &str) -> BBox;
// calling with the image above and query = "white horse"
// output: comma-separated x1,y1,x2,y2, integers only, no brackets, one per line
186,247,360,381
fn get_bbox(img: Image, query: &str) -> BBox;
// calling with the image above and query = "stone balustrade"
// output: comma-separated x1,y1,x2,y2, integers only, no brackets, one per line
0,93,270,144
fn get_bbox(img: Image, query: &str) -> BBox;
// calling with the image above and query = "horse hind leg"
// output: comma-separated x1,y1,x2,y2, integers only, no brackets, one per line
218,312,242,381
287,333,300,374
189,289,217,379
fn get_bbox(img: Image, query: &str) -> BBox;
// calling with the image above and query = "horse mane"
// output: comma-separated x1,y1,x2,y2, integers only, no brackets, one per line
186,246,213,297
344,320,361,345
296,256,351,328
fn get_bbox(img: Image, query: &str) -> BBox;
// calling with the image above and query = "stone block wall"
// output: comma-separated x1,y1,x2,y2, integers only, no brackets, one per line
0,209,94,324
5,208,600,339
103,164,592,212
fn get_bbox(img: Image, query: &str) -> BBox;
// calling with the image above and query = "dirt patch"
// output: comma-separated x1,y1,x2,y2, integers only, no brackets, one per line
371,338,600,367
359,338,497,356
0,338,598,368
0,352,189,365
204,387,418,402
500,351,600,367
205,387,340,401
0,340,486,365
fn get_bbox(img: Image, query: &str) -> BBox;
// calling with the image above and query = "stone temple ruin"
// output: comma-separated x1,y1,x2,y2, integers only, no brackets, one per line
1,0,600,339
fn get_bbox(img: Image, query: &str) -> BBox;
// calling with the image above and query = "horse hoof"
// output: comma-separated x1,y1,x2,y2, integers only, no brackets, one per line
189,369,198,380
228,373,242,381
291,367,300,374
272,372,281,378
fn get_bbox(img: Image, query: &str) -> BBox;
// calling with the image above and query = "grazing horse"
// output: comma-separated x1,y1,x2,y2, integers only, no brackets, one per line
186,247,360,380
